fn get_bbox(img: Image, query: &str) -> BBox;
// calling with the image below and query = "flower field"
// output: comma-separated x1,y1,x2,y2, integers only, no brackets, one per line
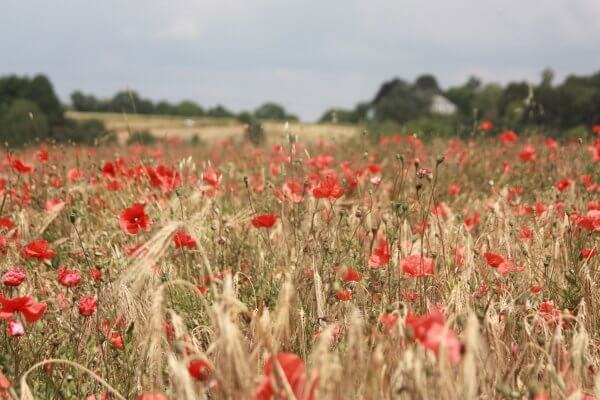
1,128,600,399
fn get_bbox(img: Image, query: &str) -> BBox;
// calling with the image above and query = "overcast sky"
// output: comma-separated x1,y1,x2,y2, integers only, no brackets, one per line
1,1,599,120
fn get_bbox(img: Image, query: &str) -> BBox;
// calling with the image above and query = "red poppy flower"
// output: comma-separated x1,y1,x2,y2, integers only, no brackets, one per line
405,310,462,365
484,252,504,268
46,198,66,213
188,359,211,381
538,301,573,327
498,130,518,144
202,166,221,186
472,284,489,299
519,226,533,240
379,311,399,333
369,237,391,268
58,267,82,287
23,239,55,261
2,268,26,287
336,289,352,301
146,165,181,195
253,353,317,400
137,394,170,400
173,229,197,249
479,121,494,132
340,267,362,282
593,125,600,135
8,154,33,173
0,371,10,392
312,175,344,201
530,285,542,294
555,178,573,192
519,145,537,162
448,184,461,196
464,211,480,231
251,214,277,228
283,179,304,203
545,138,558,150
403,290,421,302
0,295,47,323
7,319,24,337
119,203,152,235
68,168,84,183
574,210,600,233
88,268,102,282
102,162,117,178
109,331,124,349
0,217,13,230
78,296,97,316
36,148,49,163
401,255,435,278
454,246,465,267
484,252,522,275
581,248,597,261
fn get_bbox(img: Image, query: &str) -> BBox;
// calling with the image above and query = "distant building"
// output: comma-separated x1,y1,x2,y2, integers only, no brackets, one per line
430,95,457,115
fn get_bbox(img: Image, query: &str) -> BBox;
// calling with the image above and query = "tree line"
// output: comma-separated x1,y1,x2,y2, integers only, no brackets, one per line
0,75,110,147
71,90,298,121
320,69,600,137
2,70,599,147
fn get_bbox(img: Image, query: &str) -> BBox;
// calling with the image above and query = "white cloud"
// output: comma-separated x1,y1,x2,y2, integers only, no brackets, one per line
158,17,202,40
1,0,599,120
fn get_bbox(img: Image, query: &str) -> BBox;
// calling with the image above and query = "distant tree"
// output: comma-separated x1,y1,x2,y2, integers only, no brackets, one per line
371,78,427,123
206,105,234,118
174,100,204,117
108,90,155,114
254,102,297,121
155,101,175,115
0,74,63,126
0,99,49,146
319,102,369,124
473,84,503,120
71,91,102,112
20,75,64,125
414,74,440,92
0,74,113,146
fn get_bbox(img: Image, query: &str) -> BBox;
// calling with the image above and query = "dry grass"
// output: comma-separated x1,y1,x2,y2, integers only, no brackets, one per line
0,131,599,399
67,111,359,144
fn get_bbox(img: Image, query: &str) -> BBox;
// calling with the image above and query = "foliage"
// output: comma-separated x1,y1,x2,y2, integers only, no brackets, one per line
0,99,49,147
362,69,600,135
253,102,298,121
0,75,113,147
206,104,234,118
238,112,265,145
71,90,207,118
126,130,157,146
52,119,115,146
319,102,369,124
0,74,64,126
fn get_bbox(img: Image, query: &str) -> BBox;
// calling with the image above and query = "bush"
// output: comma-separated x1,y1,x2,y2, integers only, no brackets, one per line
238,113,265,145
51,119,115,146
254,102,297,121
127,130,157,146
0,99,50,147
364,115,464,143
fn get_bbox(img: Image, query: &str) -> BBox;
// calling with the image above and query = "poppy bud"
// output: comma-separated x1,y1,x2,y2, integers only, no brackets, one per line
68,211,77,224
